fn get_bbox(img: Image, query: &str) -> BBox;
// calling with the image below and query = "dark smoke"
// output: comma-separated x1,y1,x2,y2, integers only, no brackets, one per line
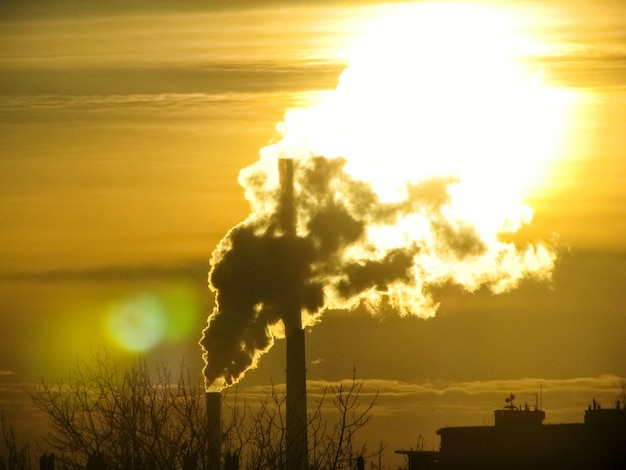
200,156,554,390
337,249,415,298
201,225,323,388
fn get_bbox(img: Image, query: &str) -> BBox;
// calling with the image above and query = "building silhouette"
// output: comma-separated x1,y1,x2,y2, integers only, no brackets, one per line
397,394,626,469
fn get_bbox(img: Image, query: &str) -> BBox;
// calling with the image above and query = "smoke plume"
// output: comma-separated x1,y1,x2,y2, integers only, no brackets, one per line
200,156,555,391
200,6,564,391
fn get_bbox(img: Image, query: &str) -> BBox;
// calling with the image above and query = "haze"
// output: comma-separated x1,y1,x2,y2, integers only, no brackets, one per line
1,1,625,466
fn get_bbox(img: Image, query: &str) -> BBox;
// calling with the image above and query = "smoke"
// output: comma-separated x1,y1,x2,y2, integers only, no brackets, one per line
200,5,565,391
200,157,556,391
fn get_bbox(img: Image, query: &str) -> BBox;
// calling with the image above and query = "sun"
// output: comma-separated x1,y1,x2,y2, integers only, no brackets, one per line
262,2,575,235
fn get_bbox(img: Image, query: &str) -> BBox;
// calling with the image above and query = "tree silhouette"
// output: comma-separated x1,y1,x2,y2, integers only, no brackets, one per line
220,369,382,470
29,352,383,469
31,351,211,470
0,412,33,470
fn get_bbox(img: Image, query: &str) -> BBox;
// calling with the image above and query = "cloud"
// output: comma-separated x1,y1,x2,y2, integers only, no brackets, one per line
0,0,386,20
0,65,342,97
539,53,626,89
0,259,208,283
302,375,626,397
227,374,626,422
233,374,626,400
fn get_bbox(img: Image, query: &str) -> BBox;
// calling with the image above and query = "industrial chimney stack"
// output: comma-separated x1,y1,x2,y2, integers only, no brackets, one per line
279,158,308,470
206,391,221,470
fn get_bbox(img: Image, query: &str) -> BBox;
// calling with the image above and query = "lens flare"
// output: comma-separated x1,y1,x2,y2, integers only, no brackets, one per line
106,294,166,352
107,287,198,352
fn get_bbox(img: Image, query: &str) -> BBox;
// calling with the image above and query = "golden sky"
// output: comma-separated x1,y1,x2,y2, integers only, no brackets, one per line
1,0,625,465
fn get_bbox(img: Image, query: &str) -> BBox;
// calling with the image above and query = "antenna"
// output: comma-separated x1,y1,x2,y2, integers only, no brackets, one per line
505,393,516,410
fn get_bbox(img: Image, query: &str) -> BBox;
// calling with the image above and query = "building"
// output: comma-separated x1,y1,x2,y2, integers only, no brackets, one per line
397,394,626,469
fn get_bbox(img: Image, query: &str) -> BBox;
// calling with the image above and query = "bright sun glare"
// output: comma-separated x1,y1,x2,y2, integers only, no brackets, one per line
262,2,575,236
204,2,582,389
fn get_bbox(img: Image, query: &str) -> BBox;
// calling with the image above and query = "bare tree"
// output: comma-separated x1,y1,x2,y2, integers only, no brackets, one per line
222,382,287,470
31,352,384,469
30,351,209,470
0,412,33,470
221,369,383,470
308,369,382,470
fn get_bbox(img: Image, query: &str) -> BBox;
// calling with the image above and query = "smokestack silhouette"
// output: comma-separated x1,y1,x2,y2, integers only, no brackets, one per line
279,158,309,470
206,392,221,470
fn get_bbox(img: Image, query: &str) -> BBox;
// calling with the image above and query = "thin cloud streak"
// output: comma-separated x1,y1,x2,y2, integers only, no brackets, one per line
0,91,330,122
537,54,626,89
0,6,355,69
0,259,209,283
0,66,343,96
235,374,625,400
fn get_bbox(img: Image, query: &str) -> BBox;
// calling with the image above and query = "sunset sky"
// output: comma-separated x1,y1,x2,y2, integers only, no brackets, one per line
1,0,625,466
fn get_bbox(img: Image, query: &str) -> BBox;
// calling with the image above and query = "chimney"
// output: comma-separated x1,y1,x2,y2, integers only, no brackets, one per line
206,391,221,470
279,158,308,470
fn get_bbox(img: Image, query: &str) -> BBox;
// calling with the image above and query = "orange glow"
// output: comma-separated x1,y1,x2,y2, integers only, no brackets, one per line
264,3,579,205
248,2,584,315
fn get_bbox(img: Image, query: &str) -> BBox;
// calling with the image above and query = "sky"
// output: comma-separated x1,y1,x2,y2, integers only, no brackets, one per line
1,0,625,466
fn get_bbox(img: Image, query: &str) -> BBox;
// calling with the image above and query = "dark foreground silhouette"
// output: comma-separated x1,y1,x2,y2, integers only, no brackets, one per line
398,395,626,469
